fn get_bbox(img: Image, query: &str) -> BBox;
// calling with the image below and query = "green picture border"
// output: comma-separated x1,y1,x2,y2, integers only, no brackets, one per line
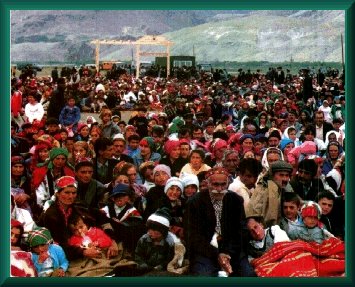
1,0,353,286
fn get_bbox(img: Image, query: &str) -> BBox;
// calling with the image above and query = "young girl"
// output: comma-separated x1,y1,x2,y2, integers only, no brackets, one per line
59,96,81,135
28,227,69,277
68,214,112,250
164,177,185,238
101,183,144,253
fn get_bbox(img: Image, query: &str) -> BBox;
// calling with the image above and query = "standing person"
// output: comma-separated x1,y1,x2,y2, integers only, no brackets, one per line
245,160,294,228
302,68,313,102
47,77,66,120
59,95,81,135
184,167,249,276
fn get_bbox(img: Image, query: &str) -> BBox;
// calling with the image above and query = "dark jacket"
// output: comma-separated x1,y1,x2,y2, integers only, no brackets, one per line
184,191,219,261
290,176,324,201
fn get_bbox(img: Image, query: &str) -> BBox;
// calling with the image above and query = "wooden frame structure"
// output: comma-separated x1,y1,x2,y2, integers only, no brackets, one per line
90,35,173,78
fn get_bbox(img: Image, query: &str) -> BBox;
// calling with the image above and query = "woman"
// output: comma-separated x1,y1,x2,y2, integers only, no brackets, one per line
88,125,102,158
31,148,75,217
74,123,90,142
255,111,270,135
180,149,211,176
120,162,148,215
238,134,255,159
132,137,161,181
209,138,228,167
322,141,344,176
11,156,33,214
28,141,52,173
37,176,120,277
159,139,187,177
143,164,171,221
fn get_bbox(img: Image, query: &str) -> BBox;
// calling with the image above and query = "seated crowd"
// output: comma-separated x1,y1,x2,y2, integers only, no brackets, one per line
10,66,345,277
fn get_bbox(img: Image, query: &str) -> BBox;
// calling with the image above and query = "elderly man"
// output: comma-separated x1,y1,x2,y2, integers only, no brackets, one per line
245,160,294,228
184,167,252,276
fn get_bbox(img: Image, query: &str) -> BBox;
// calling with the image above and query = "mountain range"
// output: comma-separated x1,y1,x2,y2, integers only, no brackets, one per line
10,10,345,64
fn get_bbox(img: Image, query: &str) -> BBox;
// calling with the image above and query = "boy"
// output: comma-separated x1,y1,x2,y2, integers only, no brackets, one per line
135,207,176,272
286,201,334,244
279,192,303,233
59,96,81,134
28,227,69,277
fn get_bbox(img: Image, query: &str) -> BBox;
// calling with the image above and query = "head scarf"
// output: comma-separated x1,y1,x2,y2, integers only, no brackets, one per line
27,227,53,248
140,137,156,152
46,148,69,170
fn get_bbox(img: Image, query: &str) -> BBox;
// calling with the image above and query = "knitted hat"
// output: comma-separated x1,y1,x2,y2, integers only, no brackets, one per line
153,164,171,177
146,207,171,236
180,173,199,189
28,227,53,248
54,176,77,193
164,139,180,155
77,123,88,132
164,177,184,194
109,183,132,198
280,138,294,151
140,137,156,152
95,83,105,93
301,201,322,219
270,160,293,174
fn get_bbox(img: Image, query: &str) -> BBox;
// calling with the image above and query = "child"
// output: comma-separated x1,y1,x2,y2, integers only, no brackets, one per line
101,183,144,253
11,219,25,251
59,96,81,135
164,177,184,238
279,192,303,233
68,213,113,250
28,227,69,277
180,173,199,199
286,201,334,244
135,208,176,272
139,161,156,191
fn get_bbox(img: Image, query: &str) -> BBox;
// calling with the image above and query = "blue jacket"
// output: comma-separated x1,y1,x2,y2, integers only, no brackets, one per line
32,243,69,274
59,105,81,126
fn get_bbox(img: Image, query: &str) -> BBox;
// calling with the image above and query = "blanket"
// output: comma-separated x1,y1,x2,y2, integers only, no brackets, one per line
66,242,135,277
11,251,37,277
251,237,345,277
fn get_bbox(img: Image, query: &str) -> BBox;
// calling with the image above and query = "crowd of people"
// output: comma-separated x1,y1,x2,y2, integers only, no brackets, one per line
10,63,346,277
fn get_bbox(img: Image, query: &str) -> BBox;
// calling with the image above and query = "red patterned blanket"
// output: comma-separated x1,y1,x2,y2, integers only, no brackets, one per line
251,237,345,277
